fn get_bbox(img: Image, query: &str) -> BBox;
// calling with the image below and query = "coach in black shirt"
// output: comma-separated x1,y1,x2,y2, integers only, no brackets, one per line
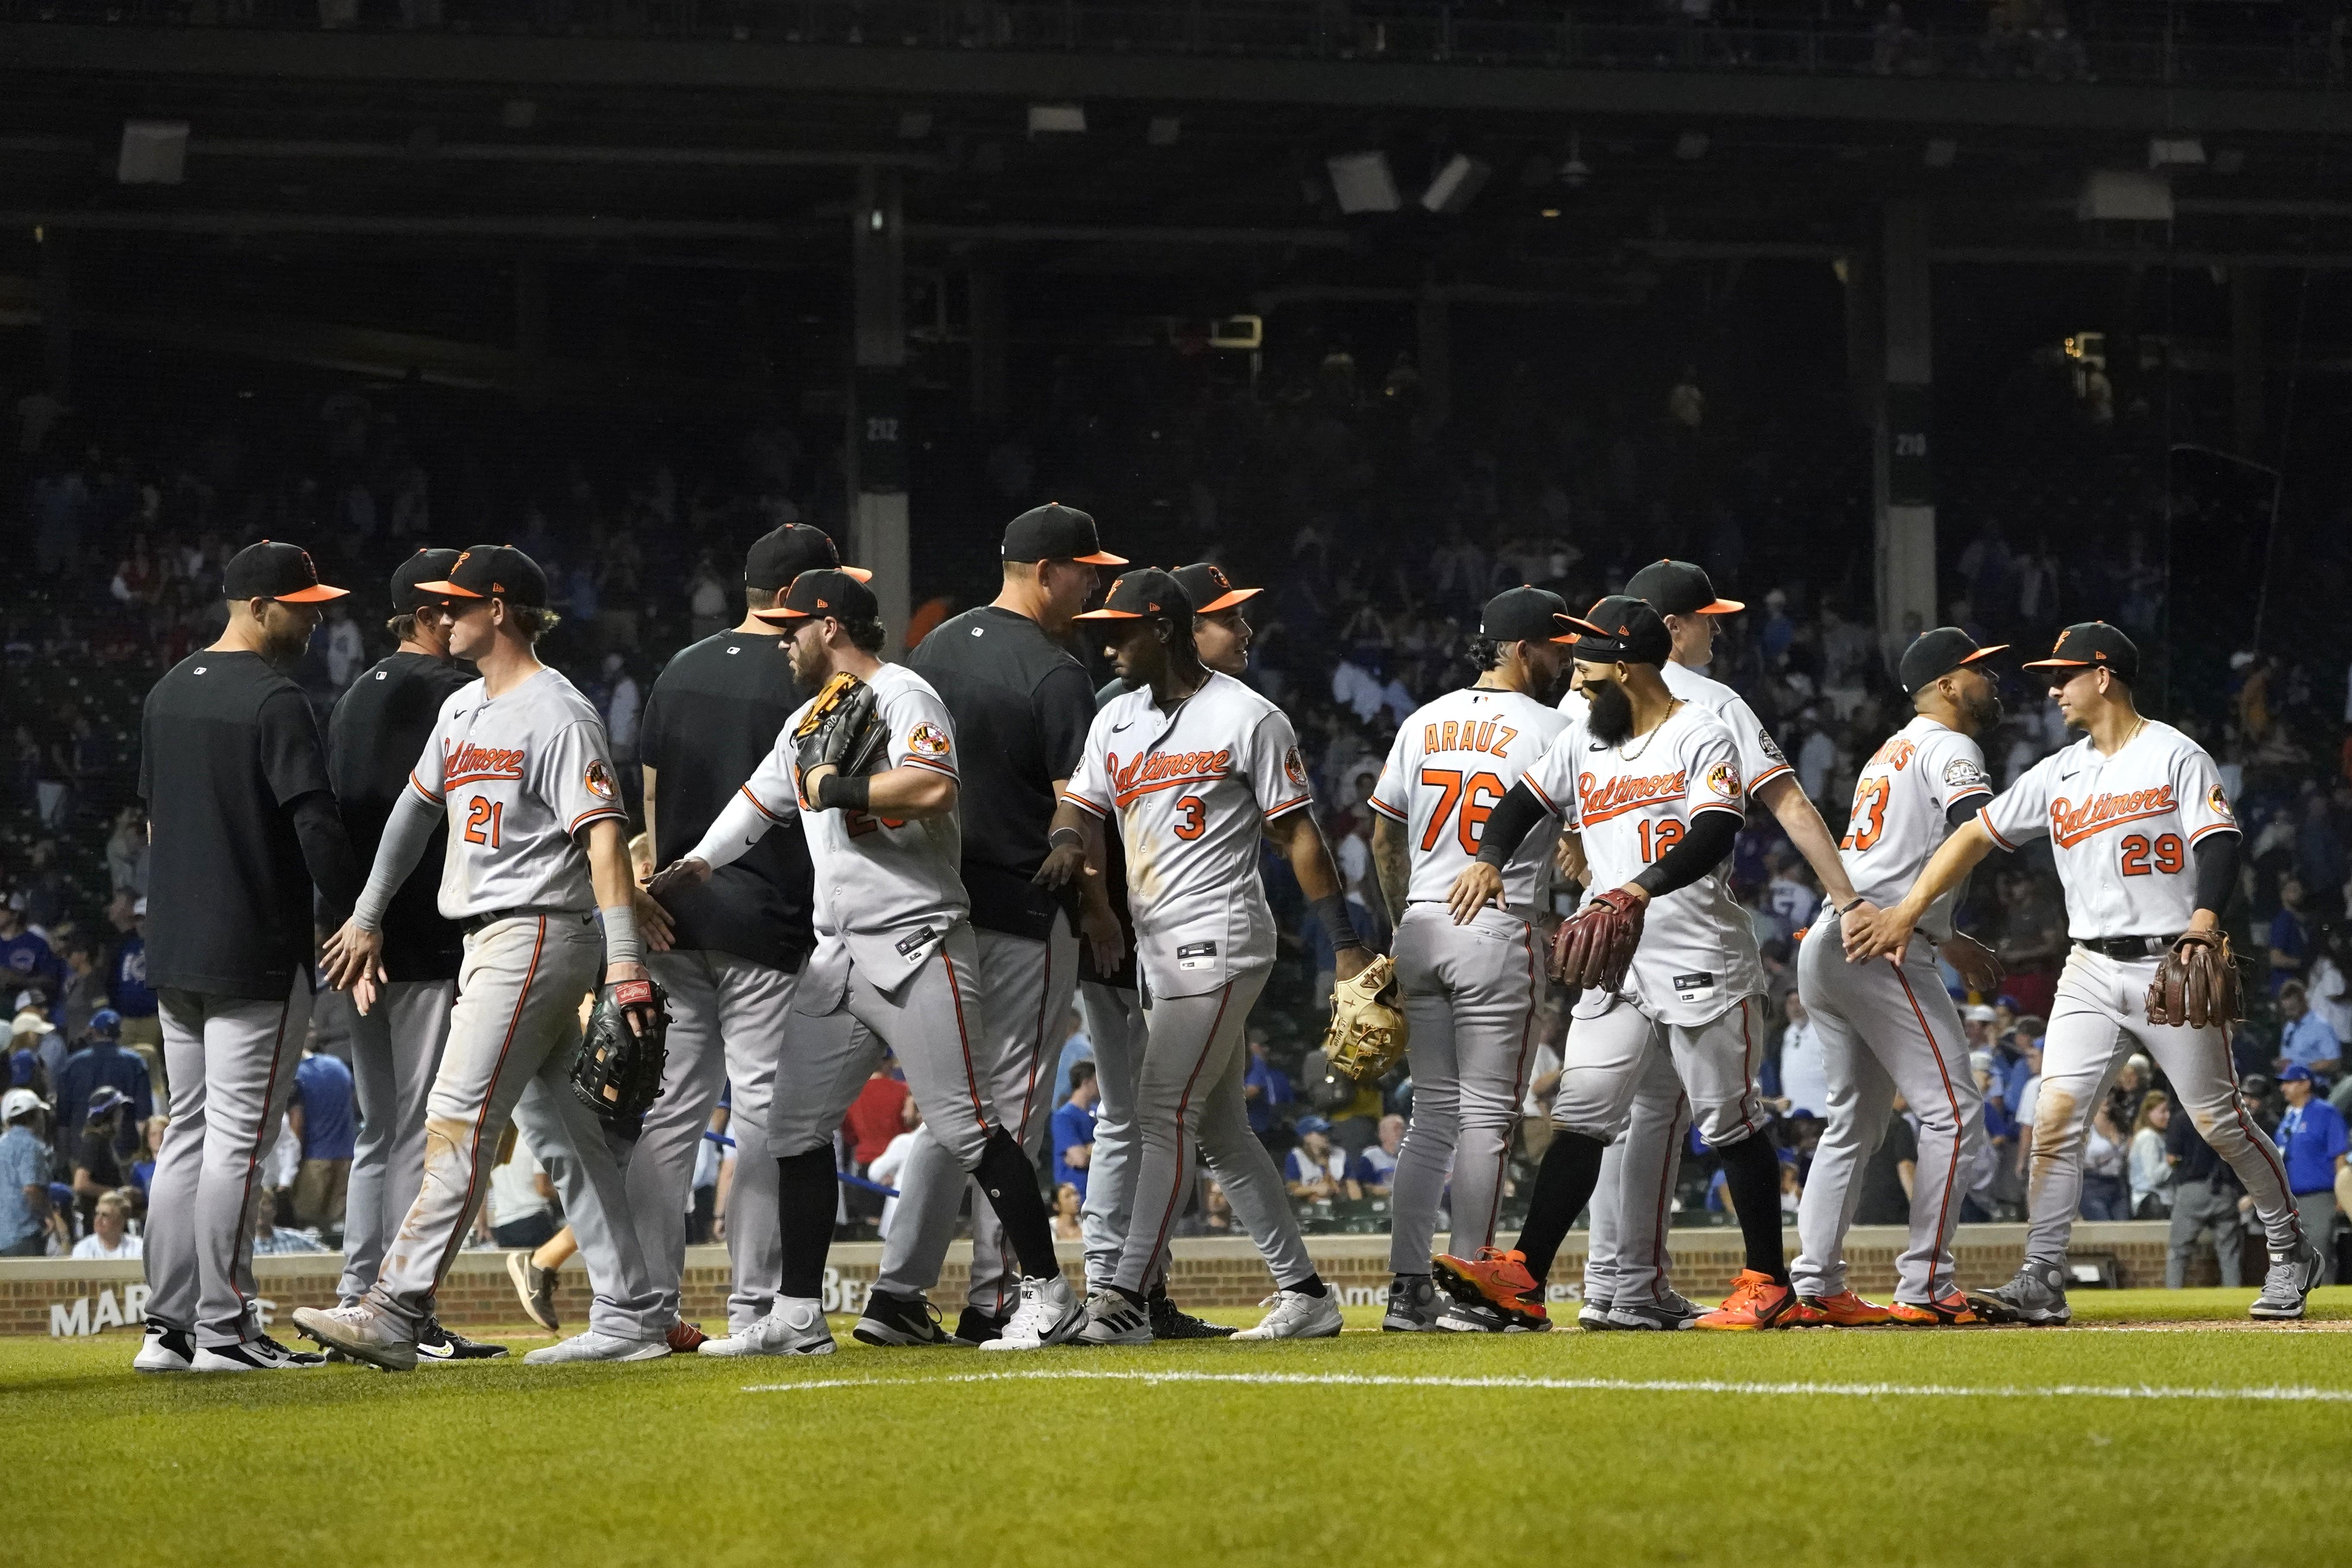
626,523,843,1344
137,539,360,1373
857,502,1123,1346
326,549,475,1320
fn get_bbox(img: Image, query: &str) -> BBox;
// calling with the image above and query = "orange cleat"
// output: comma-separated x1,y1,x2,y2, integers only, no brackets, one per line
1693,1270,1797,1331
1887,1290,1985,1327
1432,1247,1551,1331
1788,1290,1895,1327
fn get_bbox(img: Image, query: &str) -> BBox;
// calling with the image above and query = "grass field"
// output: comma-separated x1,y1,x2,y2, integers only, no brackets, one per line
15,1289,2352,1567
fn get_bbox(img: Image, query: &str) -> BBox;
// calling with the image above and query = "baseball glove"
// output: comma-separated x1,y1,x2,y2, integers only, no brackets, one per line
570,978,671,1138
2143,930,2243,1030
1549,887,1646,992
1321,954,1408,1083
793,672,887,790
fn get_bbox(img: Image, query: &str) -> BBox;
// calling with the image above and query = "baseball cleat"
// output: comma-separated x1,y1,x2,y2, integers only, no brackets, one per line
191,1334,328,1372
1887,1289,1984,1327
980,1274,1086,1351
1577,1296,1616,1331
953,1305,1009,1347
1381,1274,1443,1333
698,1298,835,1357
1968,1262,2070,1326
663,1320,709,1355
417,1317,510,1361
523,1330,671,1365
852,1289,959,1348
1789,1290,1896,1328
293,1302,417,1372
1077,1289,1153,1346
1233,1289,1345,1341
133,1322,194,1373
1692,1270,1798,1331
1605,1291,1707,1331
1439,1298,1547,1333
1150,1294,1238,1339
2251,1244,2326,1321
1433,1248,1550,1332
506,1250,561,1333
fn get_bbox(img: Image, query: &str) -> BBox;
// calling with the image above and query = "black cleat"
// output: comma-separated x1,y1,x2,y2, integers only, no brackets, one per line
853,1289,961,1347
1150,1294,1239,1339
953,1305,1010,1347
416,1317,510,1362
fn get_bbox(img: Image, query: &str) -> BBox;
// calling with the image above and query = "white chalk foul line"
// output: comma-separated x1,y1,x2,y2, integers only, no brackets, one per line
742,1369,2352,1403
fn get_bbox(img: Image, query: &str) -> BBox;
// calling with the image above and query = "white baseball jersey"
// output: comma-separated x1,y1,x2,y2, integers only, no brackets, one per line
1369,685,1570,913
1064,671,1313,1000
1837,715,1994,939
407,667,625,919
1978,720,2237,941
1524,702,1761,1024
1560,659,1794,810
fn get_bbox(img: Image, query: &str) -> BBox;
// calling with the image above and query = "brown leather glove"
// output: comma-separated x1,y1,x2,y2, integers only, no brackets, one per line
2143,930,2242,1030
1549,888,1646,992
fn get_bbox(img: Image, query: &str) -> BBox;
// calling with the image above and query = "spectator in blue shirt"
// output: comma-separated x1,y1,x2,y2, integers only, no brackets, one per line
1049,1062,1099,1200
1284,1115,1357,1202
1244,1034,1294,1141
1050,1010,1092,1112
1354,1113,1404,1196
2269,878,2314,994
0,1088,56,1256
2274,982,2343,1083
289,1048,357,1234
0,897,64,1007
2278,1065,2349,1283
56,1010,151,1158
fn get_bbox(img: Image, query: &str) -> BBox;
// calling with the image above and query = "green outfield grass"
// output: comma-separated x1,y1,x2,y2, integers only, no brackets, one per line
13,1289,2352,1568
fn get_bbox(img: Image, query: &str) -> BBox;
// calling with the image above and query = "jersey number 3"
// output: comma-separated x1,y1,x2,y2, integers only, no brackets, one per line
463,796,503,849
1420,768,1505,855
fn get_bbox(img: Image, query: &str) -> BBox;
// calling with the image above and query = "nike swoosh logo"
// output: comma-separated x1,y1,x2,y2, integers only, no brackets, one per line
1112,720,1135,732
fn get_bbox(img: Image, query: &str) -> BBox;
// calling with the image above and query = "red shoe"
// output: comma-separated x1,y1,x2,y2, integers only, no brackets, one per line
666,1320,709,1353
1693,1270,1797,1331
1432,1248,1550,1331
1887,1290,1984,1327
1789,1290,1895,1327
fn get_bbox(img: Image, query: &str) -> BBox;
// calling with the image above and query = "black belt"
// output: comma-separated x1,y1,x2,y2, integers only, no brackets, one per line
464,907,586,935
2077,934,2181,961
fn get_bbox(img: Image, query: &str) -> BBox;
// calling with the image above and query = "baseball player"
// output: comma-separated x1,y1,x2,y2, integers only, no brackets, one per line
857,504,1120,1347
325,549,503,1362
1041,568,1348,1344
1848,621,2322,1322
1574,561,1869,1331
1786,629,2004,1327
1365,586,1572,1332
1441,597,1795,1332
649,568,1082,1356
135,541,360,1373
626,524,858,1350
294,544,670,1370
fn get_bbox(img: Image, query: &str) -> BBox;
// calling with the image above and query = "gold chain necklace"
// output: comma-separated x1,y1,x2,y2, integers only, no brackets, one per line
1616,699,1684,762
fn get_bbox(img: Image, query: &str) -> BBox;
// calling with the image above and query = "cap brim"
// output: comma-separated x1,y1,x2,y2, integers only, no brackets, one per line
1959,643,2010,665
1196,586,1261,612
1557,614,1609,640
751,607,810,623
412,579,483,599
1074,608,1145,621
1696,597,1744,615
273,584,349,603
837,566,875,583
2020,657,2090,670
1074,550,1129,566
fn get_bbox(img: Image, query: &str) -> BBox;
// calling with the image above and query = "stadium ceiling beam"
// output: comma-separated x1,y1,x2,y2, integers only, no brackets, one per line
1632,238,2352,270
6,25,2351,136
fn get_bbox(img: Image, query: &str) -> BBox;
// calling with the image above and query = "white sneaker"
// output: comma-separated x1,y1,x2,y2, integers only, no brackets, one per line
1233,1289,1345,1341
978,1274,1084,1351
1075,1288,1152,1346
292,1302,417,1372
522,1329,671,1365
190,1334,330,1372
697,1298,835,1358
133,1322,194,1373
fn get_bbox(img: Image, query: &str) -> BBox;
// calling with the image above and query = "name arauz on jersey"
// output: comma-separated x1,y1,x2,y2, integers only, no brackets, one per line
1421,718,1519,759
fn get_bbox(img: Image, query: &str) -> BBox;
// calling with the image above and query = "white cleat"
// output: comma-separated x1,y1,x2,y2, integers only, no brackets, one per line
697,1298,836,1358
191,1334,329,1372
522,1330,672,1365
978,1274,1085,1351
1075,1288,1153,1346
133,1322,194,1372
1233,1289,1345,1341
292,1302,417,1372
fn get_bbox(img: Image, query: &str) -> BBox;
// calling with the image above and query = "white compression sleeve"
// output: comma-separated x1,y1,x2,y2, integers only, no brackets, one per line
351,788,442,931
684,788,778,873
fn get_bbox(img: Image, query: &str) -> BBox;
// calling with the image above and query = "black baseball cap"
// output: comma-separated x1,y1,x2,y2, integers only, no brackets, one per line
1002,503,1126,566
222,540,347,604
391,549,462,614
1480,585,1572,643
2023,621,2139,685
1172,562,1259,614
753,568,880,625
1558,595,1672,666
744,524,869,593
1624,558,1743,618
416,545,549,608
1899,627,2008,695
1075,568,1192,622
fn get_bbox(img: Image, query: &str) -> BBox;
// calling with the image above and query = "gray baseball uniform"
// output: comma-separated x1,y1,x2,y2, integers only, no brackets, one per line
1369,683,1568,1274
1791,716,1992,1305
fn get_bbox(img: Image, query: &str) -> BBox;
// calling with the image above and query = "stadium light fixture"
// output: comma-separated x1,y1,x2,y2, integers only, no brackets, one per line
1421,154,1491,214
118,120,188,185
1028,103,1087,136
1326,151,1401,214
2148,137,2205,170
2076,169,2173,223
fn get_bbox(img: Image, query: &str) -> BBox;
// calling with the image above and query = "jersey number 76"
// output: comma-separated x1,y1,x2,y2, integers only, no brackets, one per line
1421,768,1505,855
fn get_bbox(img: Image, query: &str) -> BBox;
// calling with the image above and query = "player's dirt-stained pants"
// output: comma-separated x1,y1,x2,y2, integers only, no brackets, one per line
2027,944,2300,1268
146,977,313,1348
1388,905,1543,1275
1112,967,1317,1297
337,979,453,1307
628,948,797,1335
1791,919,1984,1303
874,917,1079,1318
1584,1053,1690,1308
370,913,664,1342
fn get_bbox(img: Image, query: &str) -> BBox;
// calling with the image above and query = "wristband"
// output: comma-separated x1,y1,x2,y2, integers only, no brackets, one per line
1049,826,1084,851
815,772,871,812
1309,893,1365,955
1838,897,1866,915
601,902,642,968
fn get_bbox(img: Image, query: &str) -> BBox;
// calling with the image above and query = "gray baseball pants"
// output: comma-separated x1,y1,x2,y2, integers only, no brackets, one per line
628,948,797,1335
1583,1051,1689,1308
337,978,453,1306
873,918,1079,1318
1388,906,1543,1275
146,977,313,1348
1790,919,1984,1304
369,913,664,1342
1553,991,1766,1148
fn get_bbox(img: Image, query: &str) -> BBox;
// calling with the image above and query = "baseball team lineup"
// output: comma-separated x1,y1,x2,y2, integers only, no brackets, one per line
126,505,2324,1376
